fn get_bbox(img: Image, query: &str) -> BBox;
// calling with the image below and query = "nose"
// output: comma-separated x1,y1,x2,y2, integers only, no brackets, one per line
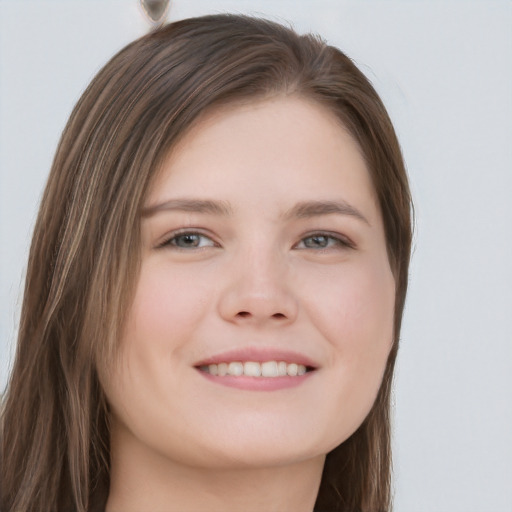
217,248,298,327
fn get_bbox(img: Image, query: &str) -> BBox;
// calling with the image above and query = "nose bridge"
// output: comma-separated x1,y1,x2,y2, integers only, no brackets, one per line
242,245,284,298
217,237,298,325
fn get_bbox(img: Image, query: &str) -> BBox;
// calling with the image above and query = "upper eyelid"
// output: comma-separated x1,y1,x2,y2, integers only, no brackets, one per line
157,229,217,248
295,231,356,248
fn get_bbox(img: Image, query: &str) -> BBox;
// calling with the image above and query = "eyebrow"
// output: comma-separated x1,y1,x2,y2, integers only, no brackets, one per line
141,197,369,225
282,200,370,225
141,198,233,218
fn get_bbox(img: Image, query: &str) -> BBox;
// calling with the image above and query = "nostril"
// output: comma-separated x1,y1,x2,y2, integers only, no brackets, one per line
237,311,251,318
272,313,286,319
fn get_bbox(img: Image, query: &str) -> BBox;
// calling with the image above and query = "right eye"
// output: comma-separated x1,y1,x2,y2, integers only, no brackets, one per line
158,232,217,250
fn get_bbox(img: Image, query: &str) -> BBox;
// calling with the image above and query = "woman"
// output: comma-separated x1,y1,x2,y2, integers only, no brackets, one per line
1,14,412,512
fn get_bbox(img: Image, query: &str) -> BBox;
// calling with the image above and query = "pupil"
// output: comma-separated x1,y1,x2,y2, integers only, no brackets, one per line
178,234,199,246
307,236,327,248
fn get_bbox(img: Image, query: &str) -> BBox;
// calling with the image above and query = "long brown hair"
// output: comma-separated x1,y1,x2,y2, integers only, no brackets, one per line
1,14,412,512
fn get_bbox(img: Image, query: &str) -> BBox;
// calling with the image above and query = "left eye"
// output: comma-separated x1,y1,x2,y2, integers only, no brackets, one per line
161,232,216,249
296,234,350,250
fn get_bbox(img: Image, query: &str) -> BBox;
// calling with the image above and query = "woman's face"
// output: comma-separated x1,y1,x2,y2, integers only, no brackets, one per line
103,96,395,470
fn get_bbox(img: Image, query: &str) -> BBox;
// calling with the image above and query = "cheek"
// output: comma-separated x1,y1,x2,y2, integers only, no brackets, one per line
301,257,395,438
110,263,214,411
104,264,216,442
127,262,212,354
304,255,395,350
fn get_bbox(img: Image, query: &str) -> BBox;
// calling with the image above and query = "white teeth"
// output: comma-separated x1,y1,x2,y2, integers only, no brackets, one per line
228,362,243,376
287,363,298,376
277,361,287,376
243,361,261,377
261,361,278,377
202,361,309,378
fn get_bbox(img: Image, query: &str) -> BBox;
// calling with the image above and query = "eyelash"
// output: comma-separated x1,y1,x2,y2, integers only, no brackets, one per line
295,232,355,250
157,230,218,250
157,230,355,251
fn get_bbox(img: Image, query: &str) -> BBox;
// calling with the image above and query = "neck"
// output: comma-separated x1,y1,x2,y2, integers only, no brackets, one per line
106,427,325,512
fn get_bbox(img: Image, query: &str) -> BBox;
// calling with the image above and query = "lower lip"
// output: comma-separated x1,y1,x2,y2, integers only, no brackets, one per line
196,369,315,391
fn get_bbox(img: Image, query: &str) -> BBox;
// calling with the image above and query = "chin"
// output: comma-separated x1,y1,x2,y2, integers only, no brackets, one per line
173,417,342,471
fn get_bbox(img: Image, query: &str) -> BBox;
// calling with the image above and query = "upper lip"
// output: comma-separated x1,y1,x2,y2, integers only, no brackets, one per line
194,347,319,369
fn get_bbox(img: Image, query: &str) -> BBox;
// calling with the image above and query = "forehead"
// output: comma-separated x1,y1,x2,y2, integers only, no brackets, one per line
147,96,379,223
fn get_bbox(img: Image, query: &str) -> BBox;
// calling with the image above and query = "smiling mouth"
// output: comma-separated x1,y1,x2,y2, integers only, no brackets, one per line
197,361,315,378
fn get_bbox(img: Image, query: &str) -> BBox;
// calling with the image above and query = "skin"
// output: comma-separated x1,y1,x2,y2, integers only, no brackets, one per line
103,96,396,512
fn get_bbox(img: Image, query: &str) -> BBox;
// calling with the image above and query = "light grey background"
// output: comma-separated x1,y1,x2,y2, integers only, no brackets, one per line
1,1,511,510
